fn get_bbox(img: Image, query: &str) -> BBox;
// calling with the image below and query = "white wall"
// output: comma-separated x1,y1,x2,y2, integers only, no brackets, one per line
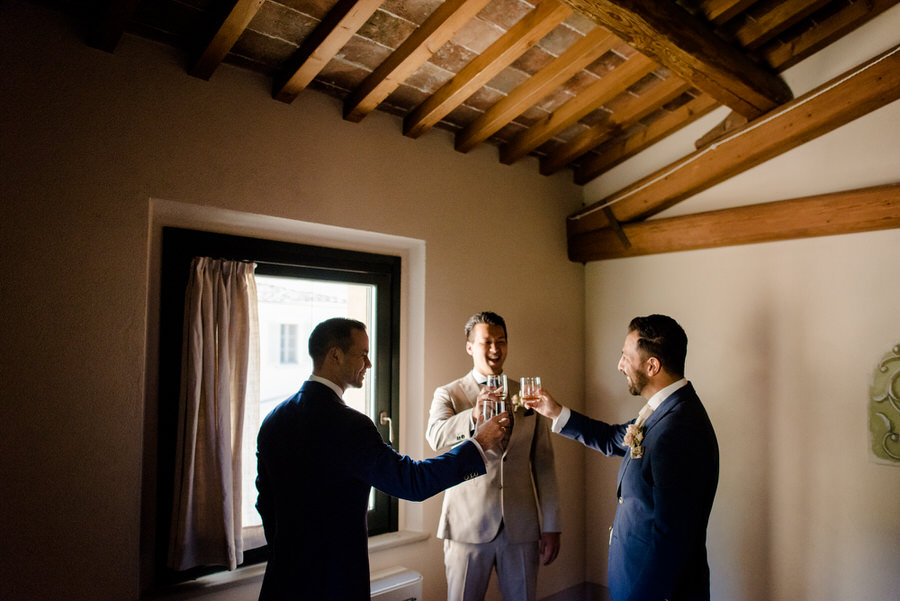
580,6,900,601
0,3,585,600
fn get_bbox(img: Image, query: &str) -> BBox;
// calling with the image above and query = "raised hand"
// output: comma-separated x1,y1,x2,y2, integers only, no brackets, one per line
472,408,510,453
521,389,563,420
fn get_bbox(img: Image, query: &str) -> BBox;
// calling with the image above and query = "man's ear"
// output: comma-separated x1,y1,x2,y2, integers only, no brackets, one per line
466,340,474,356
328,346,343,364
646,356,661,377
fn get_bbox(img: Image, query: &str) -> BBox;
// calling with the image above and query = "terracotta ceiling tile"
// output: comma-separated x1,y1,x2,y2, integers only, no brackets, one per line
537,23,583,56
405,60,454,93
249,2,318,43
338,34,393,71
381,0,446,25
465,85,506,111
451,16,504,53
478,0,534,29
430,41,479,73
358,8,418,49
276,0,340,21
486,65,530,94
510,45,556,75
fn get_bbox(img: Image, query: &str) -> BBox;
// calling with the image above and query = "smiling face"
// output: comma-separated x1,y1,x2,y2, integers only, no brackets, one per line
618,330,651,397
336,328,372,390
466,323,507,376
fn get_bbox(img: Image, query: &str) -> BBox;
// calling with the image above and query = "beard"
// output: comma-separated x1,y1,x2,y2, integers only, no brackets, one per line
625,370,647,396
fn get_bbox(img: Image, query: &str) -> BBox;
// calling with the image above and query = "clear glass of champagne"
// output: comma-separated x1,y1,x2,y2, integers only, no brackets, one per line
520,376,542,410
486,374,508,418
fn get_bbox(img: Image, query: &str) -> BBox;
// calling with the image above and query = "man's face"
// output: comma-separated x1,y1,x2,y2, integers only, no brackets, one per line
466,323,507,376
618,330,650,397
337,328,372,390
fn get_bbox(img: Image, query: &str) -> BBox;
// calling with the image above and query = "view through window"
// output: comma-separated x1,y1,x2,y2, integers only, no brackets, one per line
242,275,376,542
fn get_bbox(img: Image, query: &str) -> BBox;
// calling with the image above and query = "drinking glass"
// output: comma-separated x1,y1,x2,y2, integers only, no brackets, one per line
520,376,542,409
484,373,508,419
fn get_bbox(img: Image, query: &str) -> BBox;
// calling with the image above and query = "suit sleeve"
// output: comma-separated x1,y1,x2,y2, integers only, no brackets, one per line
559,409,628,457
426,385,475,451
531,414,562,532
349,413,486,502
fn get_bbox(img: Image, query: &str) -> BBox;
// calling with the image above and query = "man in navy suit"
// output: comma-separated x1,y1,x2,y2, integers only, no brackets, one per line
256,318,509,600
524,315,718,601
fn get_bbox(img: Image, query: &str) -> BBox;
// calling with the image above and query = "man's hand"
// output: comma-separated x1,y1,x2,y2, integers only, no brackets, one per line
522,390,563,420
540,532,561,565
472,409,510,453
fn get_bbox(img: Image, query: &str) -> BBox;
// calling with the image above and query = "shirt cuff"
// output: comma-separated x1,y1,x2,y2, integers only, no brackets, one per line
468,438,488,466
551,406,571,433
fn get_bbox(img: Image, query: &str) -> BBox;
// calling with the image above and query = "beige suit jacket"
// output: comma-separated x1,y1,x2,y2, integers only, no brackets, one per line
426,372,561,544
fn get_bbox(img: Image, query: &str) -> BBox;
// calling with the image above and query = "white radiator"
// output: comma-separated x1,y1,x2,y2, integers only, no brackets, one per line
370,566,423,601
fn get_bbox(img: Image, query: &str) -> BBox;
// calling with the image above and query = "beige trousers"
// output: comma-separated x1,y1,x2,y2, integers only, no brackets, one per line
443,526,540,601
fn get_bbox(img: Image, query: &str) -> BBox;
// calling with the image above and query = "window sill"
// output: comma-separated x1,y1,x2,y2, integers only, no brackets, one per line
147,531,432,599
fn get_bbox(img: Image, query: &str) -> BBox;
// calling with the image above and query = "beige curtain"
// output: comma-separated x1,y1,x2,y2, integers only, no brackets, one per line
168,257,259,571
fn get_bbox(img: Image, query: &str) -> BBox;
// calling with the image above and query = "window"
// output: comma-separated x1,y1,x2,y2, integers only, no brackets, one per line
278,323,299,364
153,227,400,585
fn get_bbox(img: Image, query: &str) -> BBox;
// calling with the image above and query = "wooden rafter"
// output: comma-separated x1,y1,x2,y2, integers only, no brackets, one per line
454,26,620,153
190,0,265,81
568,44,900,242
343,0,492,123
725,0,832,51
403,0,573,139
574,93,719,184
760,0,900,71
500,52,658,165
697,0,759,27
567,184,900,262
559,0,793,118
274,0,386,103
540,75,691,175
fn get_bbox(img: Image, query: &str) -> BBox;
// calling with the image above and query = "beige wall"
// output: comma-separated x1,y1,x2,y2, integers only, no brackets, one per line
581,6,900,601
0,3,584,600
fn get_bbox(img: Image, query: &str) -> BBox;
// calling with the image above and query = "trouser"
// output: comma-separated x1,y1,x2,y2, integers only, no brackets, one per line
443,526,540,601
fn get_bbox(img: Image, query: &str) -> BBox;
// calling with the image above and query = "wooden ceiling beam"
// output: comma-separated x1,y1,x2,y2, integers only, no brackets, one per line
274,0,386,103
403,0,573,139
343,0,492,123
696,0,760,27
567,184,900,262
725,0,832,51
540,75,691,175
454,26,620,153
569,44,900,232
558,0,793,118
760,0,900,71
574,93,719,184
190,0,265,81
500,53,658,165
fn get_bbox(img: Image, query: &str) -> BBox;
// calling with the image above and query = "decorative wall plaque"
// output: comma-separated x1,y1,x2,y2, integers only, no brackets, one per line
869,344,900,464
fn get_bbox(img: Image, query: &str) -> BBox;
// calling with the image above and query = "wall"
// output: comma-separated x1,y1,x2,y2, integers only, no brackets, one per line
0,2,585,600
580,6,900,601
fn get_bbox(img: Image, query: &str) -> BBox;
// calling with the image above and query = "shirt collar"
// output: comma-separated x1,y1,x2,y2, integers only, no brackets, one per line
309,374,345,401
647,378,688,410
470,369,496,385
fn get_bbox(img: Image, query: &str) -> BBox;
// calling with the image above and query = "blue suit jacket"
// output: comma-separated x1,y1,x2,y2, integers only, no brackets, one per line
560,383,718,601
256,381,486,600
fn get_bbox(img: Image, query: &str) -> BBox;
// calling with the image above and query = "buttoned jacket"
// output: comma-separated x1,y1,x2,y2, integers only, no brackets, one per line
426,373,561,544
559,383,718,601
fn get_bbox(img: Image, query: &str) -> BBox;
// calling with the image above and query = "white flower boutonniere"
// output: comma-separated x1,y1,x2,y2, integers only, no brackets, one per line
624,423,644,459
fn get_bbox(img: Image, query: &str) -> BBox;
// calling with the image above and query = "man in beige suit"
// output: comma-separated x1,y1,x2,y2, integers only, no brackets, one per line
427,312,561,601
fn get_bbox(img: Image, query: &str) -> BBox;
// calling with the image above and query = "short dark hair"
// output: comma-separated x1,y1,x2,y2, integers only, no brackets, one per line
464,311,507,340
627,315,687,377
308,318,367,368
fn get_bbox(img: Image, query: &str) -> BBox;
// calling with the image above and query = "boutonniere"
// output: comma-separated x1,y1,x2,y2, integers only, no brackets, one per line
624,424,644,458
510,395,534,416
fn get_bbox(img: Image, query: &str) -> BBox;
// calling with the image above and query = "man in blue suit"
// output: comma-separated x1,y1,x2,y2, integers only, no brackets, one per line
256,318,509,600
524,315,718,601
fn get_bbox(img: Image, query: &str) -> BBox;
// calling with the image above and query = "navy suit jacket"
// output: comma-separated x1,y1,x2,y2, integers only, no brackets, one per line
560,383,718,601
256,380,486,600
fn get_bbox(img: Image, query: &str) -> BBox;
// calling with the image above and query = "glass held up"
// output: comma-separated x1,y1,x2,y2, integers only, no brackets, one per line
483,374,508,420
520,376,542,409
